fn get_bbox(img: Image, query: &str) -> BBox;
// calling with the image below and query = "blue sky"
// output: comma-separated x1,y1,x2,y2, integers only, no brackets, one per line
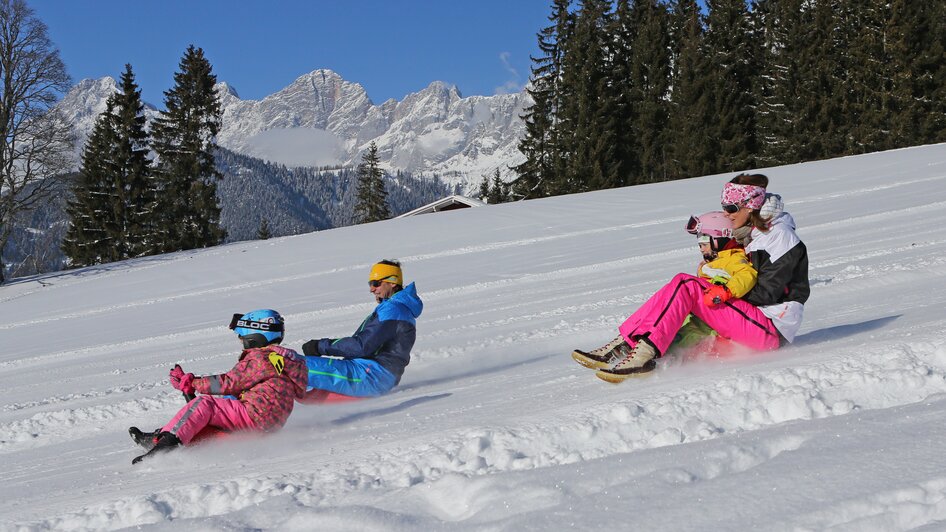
30,0,552,107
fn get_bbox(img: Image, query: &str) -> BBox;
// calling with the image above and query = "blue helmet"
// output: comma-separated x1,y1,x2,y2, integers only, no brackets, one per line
228,309,285,349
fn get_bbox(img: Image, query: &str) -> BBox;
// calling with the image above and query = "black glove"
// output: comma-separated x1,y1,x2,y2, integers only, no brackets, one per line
302,339,320,356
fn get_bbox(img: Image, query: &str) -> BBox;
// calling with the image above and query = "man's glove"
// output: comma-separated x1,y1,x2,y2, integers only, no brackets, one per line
702,283,731,307
169,364,195,395
302,339,321,356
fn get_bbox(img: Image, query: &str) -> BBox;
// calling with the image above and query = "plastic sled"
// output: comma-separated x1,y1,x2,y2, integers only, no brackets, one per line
189,425,231,445
298,388,366,405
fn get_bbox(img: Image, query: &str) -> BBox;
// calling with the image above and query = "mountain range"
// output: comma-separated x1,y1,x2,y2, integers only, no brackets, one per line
55,69,529,190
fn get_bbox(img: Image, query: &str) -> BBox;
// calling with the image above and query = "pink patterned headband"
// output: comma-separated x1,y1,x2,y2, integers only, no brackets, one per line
721,182,766,210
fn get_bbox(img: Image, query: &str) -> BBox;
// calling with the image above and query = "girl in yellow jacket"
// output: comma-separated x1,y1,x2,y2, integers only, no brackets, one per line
572,211,763,373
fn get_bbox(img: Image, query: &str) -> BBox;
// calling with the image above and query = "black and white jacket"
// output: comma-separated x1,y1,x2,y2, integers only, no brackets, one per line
744,212,810,342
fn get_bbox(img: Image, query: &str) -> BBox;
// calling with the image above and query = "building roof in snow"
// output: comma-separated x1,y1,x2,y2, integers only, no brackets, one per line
395,194,487,218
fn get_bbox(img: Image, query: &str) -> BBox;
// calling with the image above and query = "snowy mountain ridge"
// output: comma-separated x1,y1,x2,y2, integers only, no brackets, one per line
55,69,529,190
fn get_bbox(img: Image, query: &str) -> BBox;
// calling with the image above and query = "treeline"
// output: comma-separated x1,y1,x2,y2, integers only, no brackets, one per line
64,48,224,268
4,148,452,278
216,147,454,242
506,0,946,200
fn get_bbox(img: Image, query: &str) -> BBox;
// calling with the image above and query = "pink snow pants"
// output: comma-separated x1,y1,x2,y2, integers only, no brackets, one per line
618,273,781,355
161,395,256,445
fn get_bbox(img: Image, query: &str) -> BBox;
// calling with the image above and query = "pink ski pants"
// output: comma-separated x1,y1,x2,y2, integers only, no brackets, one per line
618,273,781,355
161,395,256,445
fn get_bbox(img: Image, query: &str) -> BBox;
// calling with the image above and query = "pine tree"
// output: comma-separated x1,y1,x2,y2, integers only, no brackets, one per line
63,64,155,266
886,0,946,147
64,103,119,267
836,0,892,154
798,0,847,160
487,169,509,204
666,0,714,179
477,174,491,201
256,218,272,240
111,64,157,257
701,0,759,173
151,45,225,252
353,142,390,223
754,0,804,166
626,0,671,184
560,0,613,193
606,0,637,186
512,0,573,200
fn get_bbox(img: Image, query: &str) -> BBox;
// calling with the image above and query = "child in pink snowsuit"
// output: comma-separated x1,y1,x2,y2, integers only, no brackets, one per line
129,309,307,464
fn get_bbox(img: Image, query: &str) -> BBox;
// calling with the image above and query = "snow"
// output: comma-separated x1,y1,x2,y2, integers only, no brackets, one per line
237,127,347,168
3,143,946,531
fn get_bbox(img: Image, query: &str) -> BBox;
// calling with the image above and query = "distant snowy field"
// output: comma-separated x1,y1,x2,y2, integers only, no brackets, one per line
3,144,946,531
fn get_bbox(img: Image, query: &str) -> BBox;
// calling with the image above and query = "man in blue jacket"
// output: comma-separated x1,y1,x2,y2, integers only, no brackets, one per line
302,259,423,397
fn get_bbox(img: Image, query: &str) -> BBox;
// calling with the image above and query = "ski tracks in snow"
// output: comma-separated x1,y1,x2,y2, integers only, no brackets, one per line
11,337,946,530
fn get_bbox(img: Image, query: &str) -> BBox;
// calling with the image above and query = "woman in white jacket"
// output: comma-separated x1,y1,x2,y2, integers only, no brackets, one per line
575,173,810,383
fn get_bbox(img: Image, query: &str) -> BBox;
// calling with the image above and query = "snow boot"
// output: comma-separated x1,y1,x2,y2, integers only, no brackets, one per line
596,338,658,383
572,335,628,369
128,427,163,451
132,431,182,465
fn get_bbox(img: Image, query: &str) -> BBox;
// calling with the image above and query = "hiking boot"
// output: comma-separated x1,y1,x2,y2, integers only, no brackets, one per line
132,431,182,465
128,427,162,450
596,338,658,383
572,335,629,369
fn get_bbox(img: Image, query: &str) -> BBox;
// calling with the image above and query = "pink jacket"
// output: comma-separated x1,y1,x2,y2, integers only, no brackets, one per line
192,345,307,431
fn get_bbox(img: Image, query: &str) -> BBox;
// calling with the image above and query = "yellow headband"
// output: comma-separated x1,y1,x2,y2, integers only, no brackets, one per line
369,263,402,286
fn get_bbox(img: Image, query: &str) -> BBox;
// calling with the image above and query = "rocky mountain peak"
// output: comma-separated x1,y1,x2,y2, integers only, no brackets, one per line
57,70,528,190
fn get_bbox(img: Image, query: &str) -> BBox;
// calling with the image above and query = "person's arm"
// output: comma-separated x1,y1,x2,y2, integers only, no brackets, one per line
744,244,805,306
722,255,758,299
304,315,399,359
193,353,271,395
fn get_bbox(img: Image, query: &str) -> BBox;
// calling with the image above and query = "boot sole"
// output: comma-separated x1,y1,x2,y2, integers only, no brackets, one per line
595,360,657,383
571,350,611,369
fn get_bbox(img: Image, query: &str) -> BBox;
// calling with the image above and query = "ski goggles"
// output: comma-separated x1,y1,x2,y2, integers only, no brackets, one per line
685,215,713,235
228,313,284,332
685,215,700,234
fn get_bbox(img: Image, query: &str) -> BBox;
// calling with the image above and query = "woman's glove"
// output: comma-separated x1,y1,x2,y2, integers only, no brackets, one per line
760,193,784,222
703,284,731,307
169,364,195,395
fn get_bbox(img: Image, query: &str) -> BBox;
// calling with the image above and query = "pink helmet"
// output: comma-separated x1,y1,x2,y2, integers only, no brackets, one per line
685,211,734,238
686,211,735,258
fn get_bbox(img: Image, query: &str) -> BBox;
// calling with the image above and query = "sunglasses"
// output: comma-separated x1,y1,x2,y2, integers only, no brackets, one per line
368,280,386,288
721,203,741,214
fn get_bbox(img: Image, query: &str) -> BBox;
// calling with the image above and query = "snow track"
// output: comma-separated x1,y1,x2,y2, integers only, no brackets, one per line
4,144,946,530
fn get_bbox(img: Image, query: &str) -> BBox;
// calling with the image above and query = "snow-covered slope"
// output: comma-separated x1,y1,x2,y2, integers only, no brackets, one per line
56,70,528,189
3,144,946,530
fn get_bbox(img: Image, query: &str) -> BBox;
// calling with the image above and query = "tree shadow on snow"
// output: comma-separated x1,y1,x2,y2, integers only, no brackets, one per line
331,393,452,426
2,251,186,288
792,315,902,346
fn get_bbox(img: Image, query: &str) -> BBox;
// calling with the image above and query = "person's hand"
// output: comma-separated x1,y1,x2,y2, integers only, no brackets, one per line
169,365,195,395
702,284,731,307
302,339,320,356
760,193,783,222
